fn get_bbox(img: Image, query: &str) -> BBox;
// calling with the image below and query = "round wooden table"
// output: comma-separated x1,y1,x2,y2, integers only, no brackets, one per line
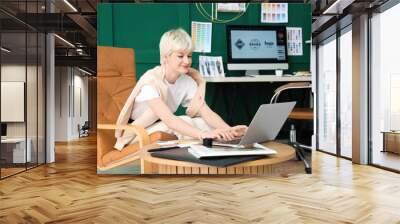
140,141,295,175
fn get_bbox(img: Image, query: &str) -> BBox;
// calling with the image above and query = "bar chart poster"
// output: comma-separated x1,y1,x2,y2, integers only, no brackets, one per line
191,21,212,53
287,27,303,56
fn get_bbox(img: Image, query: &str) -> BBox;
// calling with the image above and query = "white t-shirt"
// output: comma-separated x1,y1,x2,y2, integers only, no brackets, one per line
131,74,197,120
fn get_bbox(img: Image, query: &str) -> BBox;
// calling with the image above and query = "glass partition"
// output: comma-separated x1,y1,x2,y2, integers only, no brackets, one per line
1,16,28,178
317,35,337,155
371,4,400,171
0,2,46,179
339,27,352,158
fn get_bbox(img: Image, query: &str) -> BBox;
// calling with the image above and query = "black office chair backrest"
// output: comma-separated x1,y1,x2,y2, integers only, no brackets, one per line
82,121,90,130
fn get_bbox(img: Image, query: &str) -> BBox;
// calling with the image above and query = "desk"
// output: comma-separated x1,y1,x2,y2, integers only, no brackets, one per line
205,75,311,83
140,141,295,175
289,108,314,120
1,138,32,163
382,131,400,154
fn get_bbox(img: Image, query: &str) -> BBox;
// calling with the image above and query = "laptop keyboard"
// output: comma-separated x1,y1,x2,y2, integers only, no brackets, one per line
216,138,241,145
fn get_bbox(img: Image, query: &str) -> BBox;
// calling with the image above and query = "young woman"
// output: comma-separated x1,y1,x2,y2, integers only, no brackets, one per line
114,28,246,150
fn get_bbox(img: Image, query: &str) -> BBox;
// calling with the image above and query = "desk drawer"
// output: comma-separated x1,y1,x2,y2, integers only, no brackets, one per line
383,132,400,154
0,140,31,163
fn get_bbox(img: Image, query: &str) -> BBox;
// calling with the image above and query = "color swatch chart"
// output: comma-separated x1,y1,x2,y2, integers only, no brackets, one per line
261,3,288,23
191,21,212,53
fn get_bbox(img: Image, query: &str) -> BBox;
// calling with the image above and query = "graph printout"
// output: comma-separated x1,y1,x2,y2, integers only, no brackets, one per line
261,3,288,23
191,21,212,53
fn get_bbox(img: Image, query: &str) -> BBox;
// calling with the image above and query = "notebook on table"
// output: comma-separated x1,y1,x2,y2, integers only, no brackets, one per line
188,144,276,159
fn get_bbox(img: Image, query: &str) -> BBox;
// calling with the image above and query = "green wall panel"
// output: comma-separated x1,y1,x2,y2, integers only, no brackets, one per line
97,3,114,46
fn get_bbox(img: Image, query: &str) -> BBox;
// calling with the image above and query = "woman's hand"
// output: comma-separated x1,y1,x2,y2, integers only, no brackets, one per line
198,125,248,141
230,125,248,138
187,68,205,85
198,129,235,141
198,130,220,140
212,128,236,141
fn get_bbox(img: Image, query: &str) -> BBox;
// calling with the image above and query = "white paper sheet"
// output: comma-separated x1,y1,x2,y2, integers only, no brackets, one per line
287,27,303,56
191,21,212,53
217,3,247,12
199,56,225,77
261,3,288,23
188,145,277,158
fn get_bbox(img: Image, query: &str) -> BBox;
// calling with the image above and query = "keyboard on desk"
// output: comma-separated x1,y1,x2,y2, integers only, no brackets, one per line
215,138,241,145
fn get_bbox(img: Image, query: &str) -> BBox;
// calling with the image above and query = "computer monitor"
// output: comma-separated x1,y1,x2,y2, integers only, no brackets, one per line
1,123,6,137
226,25,289,76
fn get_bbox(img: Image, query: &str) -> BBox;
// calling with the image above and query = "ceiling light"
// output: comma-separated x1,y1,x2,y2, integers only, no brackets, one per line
54,34,75,48
323,0,342,14
77,67,93,76
63,0,78,12
322,0,354,15
1,47,11,53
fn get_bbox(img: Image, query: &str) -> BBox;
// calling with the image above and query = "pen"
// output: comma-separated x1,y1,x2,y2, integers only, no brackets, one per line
148,146,180,152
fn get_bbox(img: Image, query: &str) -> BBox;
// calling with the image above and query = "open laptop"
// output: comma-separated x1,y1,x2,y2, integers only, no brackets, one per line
215,102,296,147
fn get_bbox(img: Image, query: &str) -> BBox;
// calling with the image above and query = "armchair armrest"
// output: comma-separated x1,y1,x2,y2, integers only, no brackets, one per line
97,124,151,148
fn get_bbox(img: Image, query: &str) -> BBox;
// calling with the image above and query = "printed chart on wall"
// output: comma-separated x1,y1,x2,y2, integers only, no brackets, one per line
287,27,303,56
217,3,246,12
199,56,225,77
261,3,288,23
191,21,212,53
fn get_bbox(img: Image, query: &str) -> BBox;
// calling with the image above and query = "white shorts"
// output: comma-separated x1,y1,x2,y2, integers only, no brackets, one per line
145,115,212,140
127,116,212,146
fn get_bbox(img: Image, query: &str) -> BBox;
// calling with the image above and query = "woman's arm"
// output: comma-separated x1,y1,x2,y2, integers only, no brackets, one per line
187,68,205,86
198,104,248,139
146,98,219,140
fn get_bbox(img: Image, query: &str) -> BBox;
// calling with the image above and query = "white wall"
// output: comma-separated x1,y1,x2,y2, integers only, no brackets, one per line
73,73,89,137
54,67,89,141
55,67,69,141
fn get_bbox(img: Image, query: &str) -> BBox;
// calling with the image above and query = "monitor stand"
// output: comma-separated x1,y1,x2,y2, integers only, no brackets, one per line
245,70,260,76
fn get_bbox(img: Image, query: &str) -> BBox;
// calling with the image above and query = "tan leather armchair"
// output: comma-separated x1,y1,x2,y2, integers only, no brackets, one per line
97,46,177,171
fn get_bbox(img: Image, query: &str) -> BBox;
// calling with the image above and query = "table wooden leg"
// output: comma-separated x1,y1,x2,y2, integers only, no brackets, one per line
218,168,227,174
191,167,200,174
141,159,153,174
227,167,235,174
209,167,218,174
200,167,209,174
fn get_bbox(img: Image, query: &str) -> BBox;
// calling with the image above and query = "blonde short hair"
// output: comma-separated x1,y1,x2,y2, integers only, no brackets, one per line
159,28,193,64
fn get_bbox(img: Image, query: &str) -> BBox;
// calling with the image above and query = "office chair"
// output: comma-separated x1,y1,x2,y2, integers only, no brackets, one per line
96,46,177,171
271,82,312,174
78,121,90,138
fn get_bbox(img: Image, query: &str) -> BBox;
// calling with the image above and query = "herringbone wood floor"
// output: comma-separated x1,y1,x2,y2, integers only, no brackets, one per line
1,135,400,223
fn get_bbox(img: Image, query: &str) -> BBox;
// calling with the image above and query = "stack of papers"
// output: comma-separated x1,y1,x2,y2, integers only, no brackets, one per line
188,145,277,159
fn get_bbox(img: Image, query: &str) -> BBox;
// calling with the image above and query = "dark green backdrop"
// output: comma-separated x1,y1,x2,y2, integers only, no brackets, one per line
98,3,311,128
